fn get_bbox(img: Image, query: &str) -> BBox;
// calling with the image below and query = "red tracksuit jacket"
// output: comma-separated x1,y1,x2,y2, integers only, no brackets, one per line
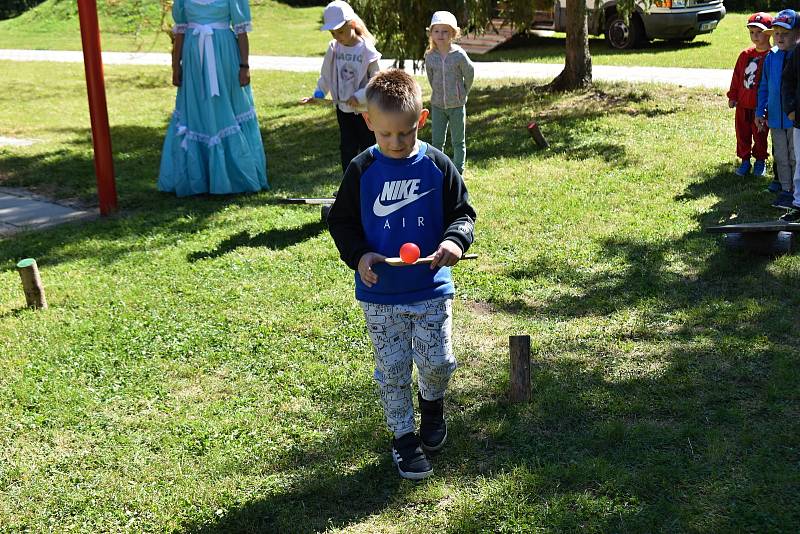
727,46,769,109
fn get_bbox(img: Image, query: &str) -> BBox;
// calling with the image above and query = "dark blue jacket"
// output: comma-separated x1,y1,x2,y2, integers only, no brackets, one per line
781,45,800,127
757,46,793,129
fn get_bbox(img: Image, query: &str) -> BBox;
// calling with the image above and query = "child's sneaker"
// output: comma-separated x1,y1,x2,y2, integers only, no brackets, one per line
753,160,766,177
418,392,447,452
391,432,433,480
735,159,752,176
772,191,795,209
767,180,782,193
779,208,800,222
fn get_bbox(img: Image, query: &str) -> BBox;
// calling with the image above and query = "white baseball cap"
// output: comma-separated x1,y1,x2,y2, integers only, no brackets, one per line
429,11,458,31
321,1,355,31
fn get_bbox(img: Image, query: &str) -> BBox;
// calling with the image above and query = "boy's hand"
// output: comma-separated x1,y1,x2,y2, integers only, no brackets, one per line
346,96,360,108
429,240,463,269
728,99,737,108
790,112,796,121
358,252,386,287
755,116,767,131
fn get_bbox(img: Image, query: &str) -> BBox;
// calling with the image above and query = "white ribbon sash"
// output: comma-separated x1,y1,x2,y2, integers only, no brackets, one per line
188,22,230,98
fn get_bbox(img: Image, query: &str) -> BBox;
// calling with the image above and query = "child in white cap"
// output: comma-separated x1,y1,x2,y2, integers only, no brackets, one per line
301,1,381,173
424,11,474,176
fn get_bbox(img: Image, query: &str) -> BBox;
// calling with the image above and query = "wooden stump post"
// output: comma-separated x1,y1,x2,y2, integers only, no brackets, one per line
509,335,531,403
527,121,549,149
16,258,47,309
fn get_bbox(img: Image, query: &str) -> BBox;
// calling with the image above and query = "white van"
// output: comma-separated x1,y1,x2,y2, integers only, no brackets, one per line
531,0,726,49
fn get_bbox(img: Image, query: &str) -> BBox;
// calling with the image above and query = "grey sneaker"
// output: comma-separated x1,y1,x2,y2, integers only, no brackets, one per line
392,432,433,480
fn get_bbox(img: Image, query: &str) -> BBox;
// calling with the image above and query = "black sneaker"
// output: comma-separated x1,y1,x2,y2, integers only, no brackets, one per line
392,432,433,480
779,208,800,223
772,191,795,210
418,392,447,452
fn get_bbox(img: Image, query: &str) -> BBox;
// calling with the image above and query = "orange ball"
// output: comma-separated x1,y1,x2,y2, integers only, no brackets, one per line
399,242,421,264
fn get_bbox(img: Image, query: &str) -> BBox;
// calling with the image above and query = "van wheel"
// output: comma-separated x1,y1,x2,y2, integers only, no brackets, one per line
605,13,644,50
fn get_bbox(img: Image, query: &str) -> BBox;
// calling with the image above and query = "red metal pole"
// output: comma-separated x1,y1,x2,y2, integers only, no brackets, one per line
77,0,118,216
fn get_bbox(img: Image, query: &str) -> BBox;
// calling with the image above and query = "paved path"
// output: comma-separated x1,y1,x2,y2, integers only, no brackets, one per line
0,188,96,236
0,49,731,88
0,136,38,147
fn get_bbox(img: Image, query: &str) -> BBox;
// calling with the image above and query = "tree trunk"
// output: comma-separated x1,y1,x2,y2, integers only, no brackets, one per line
548,0,592,91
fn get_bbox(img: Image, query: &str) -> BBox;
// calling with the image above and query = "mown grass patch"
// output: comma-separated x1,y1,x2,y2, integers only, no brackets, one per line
1,61,798,532
0,0,330,56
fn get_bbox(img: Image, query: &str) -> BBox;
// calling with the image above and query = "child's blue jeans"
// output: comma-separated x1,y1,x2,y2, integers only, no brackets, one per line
431,105,466,175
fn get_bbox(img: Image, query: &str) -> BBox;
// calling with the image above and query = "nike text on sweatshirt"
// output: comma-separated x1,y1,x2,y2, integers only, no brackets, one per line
327,142,477,304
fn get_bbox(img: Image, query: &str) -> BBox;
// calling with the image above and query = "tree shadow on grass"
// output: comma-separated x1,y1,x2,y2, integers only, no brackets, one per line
187,461,403,533
496,162,790,321
462,84,675,166
0,106,342,269
434,338,799,531
180,370,407,533
426,163,798,529
181,296,798,532
187,220,327,261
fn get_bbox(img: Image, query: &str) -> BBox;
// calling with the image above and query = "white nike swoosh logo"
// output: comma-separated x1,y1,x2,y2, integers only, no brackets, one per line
373,189,435,217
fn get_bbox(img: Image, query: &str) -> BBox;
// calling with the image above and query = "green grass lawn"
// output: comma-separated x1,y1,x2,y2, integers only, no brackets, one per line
479,11,749,69
1,60,800,531
0,0,331,56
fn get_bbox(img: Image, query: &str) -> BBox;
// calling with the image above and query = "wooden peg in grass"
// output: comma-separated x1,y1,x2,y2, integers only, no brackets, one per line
16,258,47,309
509,335,531,403
527,121,549,149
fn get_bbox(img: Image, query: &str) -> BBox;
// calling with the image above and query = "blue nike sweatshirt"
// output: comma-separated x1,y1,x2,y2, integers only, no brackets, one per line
327,142,476,304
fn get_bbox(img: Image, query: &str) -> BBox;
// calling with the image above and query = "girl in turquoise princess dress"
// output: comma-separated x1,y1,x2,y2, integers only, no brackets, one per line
158,0,269,197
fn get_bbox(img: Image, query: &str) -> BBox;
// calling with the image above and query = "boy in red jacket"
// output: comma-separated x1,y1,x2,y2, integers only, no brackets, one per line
728,12,773,177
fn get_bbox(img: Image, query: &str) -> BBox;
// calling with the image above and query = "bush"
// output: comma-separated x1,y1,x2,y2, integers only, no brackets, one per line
0,0,46,21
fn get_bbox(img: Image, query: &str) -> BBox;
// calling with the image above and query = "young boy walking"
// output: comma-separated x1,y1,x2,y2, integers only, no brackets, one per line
756,10,799,207
327,69,477,480
728,12,773,177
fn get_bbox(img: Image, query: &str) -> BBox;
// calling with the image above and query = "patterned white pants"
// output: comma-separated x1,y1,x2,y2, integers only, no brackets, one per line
359,297,457,437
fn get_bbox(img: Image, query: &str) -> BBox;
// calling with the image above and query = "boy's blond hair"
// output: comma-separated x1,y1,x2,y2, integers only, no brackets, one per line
365,69,423,115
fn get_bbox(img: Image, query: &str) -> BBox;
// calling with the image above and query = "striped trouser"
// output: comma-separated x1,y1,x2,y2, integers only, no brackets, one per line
359,297,457,437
